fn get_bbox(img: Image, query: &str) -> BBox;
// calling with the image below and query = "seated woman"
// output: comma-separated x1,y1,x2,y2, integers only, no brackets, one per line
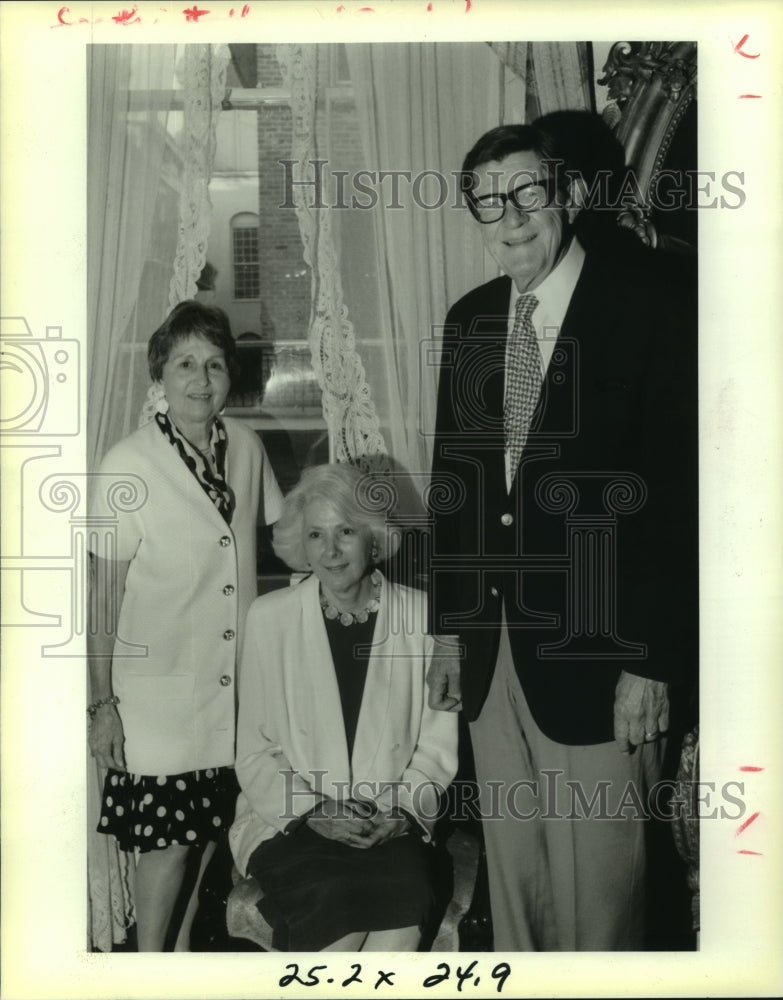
230,463,458,951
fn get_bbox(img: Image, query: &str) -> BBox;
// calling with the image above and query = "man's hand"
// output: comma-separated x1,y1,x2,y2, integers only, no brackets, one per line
613,670,669,754
426,638,462,712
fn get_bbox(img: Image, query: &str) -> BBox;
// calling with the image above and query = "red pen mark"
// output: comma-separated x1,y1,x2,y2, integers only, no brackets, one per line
733,34,760,59
336,4,346,11
55,6,73,24
229,3,250,14
737,849,763,856
739,94,763,99
182,4,209,20
739,766,763,772
427,1,433,9
465,0,472,10
113,5,141,23
358,5,375,10
735,811,760,836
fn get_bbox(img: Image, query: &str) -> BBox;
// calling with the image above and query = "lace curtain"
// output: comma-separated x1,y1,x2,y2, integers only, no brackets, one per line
275,44,388,470
138,44,230,427
277,43,498,490
167,45,230,309
86,43,228,951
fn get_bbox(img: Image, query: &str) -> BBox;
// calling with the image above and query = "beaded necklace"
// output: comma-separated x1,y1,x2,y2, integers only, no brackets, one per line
320,569,382,627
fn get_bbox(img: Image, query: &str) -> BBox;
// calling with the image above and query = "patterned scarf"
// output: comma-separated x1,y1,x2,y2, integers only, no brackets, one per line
155,412,235,525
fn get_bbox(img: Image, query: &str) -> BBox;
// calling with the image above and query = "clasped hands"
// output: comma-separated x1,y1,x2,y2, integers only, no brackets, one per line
306,798,410,848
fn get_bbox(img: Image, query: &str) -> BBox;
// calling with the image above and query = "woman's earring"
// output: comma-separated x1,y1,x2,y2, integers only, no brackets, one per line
371,545,379,562
153,382,169,414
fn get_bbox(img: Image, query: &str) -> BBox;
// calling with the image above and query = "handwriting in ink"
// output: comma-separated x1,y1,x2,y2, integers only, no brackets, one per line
54,5,91,25
423,961,511,993
183,4,210,21
342,964,362,988
735,810,760,836
279,961,512,992
735,765,763,854
280,964,394,990
112,5,141,23
733,34,760,58
280,964,328,988
733,33,762,98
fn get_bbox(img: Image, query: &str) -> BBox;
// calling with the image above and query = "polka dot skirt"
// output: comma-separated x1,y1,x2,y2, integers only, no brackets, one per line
97,766,239,853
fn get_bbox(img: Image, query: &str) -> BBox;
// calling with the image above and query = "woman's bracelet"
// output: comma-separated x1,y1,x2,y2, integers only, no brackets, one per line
87,695,120,718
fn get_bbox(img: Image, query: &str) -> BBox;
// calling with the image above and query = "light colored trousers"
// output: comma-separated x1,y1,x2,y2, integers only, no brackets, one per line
469,622,664,951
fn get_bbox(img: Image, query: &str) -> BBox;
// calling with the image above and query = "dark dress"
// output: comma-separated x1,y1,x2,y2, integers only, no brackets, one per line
245,611,434,951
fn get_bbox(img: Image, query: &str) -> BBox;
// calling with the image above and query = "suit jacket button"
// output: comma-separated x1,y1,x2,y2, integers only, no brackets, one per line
223,629,235,641
219,535,232,547
219,674,232,687
223,584,235,596
490,586,499,597
501,513,513,526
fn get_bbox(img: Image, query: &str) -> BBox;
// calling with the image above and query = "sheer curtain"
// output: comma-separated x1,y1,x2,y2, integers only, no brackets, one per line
277,43,498,492
530,42,593,114
344,43,499,481
87,45,178,469
86,43,228,951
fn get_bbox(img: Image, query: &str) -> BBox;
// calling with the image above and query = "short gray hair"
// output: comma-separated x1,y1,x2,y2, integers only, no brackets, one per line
272,463,401,572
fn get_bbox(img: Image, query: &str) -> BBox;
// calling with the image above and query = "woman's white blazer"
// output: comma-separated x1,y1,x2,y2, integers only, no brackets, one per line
230,573,459,875
91,416,282,775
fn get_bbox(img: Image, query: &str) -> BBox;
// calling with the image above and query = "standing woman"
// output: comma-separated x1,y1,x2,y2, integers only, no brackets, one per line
88,300,283,951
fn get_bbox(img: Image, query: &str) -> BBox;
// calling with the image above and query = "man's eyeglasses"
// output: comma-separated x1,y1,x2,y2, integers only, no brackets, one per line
467,179,557,224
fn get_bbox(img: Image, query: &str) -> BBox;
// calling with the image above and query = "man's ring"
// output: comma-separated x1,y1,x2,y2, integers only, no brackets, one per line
645,731,656,739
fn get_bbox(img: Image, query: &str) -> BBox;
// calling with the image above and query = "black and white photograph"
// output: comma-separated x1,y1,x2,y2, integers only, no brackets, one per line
1,2,781,998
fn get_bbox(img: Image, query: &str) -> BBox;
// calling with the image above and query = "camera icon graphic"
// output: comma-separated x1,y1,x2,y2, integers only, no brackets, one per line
419,322,580,440
0,317,80,436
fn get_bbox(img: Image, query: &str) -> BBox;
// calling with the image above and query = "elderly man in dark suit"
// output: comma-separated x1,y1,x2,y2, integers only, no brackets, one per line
426,112,697,951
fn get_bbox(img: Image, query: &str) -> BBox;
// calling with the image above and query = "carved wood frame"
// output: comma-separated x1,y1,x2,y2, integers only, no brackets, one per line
597,41,697,249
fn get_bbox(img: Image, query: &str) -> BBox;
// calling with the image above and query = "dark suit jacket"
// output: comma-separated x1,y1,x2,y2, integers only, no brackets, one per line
428,243,698,745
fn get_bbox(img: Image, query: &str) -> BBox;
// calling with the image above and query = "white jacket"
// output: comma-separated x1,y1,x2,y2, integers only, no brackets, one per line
230,573,458,875
92,416,283,775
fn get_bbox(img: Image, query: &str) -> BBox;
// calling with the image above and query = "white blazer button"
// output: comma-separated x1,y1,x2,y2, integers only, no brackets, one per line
219,535,231,547
223,585,235,596
220,675,232,686
490,586,499,597
223,629,235,640
500,513,513,526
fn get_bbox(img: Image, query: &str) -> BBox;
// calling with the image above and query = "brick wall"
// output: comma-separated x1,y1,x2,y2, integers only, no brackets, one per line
256,45,310,341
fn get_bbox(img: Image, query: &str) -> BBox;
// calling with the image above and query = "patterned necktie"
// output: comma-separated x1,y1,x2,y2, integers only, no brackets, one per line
504,293,542,490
